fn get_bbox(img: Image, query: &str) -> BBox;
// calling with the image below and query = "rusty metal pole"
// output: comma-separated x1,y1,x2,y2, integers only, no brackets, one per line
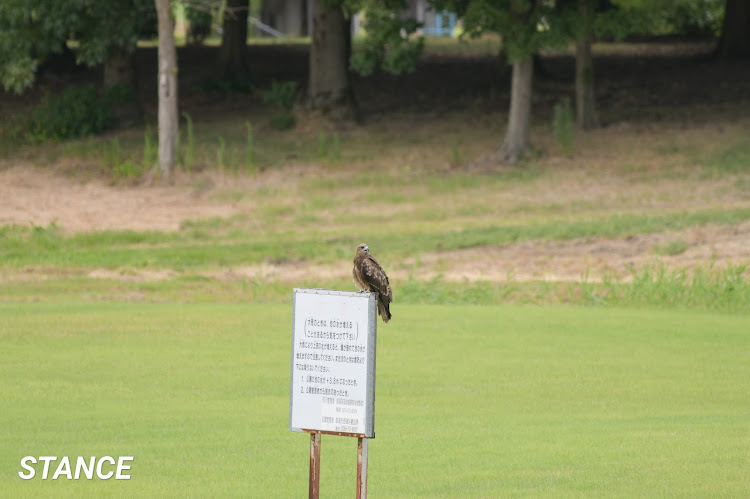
309,432,321,499
356,437,369,499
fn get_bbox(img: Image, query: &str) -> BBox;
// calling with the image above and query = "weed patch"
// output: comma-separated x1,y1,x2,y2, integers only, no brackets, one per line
653,238,689,256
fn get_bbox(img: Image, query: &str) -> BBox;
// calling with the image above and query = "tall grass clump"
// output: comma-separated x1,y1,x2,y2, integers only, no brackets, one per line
217,137,227,170
331,132,341,165
182,112,195,171
653,238,689,256
0,222,63,252
573,263,750,313
450,139,461,167
107,137,121,168
315,131,340,166
100,138,140,181
245,121,256,173
263,81,296,130
553,97,575,157
229,148,239,174
143,127,156,171
317,131,328,163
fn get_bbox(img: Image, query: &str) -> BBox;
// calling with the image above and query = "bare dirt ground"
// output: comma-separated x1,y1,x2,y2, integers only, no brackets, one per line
2,164,749,284
0,165,237,232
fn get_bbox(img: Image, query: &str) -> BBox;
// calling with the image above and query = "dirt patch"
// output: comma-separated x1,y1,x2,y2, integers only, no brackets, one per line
0,165,239,232
87,268,178,282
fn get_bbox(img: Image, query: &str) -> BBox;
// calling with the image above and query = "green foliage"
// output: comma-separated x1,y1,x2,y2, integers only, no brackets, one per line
553,97,575,157
262,80,296,109
0,56,37,95
611,0,724,36
0,0,78,93
27,84,123,140
263,81,297,130
350,5,424,76
111,159,143,182
101,137,141,181
186,4,214,45
434,0,567,62
428,0,725,64
315,131,341,165
0,0,154,93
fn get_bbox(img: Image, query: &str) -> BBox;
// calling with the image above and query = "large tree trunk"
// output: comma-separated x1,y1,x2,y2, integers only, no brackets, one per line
102,46,141,128
156,0,178,181
219,0,249,79
499,57,533,165
575,1,598,129
308,0,354,119
716,0,750,58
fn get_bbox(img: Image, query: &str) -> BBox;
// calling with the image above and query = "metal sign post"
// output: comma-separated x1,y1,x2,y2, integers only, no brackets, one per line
309,433,321,499
357,437,368,499
290,289,378,499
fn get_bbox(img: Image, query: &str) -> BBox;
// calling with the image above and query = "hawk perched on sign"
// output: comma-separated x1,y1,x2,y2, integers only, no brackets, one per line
353,243,393,323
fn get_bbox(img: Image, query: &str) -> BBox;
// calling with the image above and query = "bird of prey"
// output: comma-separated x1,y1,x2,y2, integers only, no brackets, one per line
353,243,393,323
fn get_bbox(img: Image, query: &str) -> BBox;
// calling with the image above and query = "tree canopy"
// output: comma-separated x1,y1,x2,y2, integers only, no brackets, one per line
440,0,567,62
0,0,154,94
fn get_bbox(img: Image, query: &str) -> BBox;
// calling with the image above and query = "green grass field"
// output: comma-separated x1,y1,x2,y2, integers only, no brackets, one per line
2,302,748,497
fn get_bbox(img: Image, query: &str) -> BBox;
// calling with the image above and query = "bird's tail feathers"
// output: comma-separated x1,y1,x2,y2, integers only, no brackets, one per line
378,299,391,324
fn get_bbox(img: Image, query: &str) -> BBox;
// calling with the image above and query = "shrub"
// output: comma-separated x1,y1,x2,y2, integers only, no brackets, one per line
263,81,297,131
28,84,129,141
262,81,296,110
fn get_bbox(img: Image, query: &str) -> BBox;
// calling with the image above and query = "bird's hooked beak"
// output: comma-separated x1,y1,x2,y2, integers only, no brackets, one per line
363,245,369,253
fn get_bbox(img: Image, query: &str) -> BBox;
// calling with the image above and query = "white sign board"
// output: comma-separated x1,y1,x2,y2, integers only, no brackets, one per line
290,289,377,438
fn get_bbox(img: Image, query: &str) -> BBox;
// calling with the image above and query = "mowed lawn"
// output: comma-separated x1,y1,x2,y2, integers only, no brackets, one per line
1,302,748,497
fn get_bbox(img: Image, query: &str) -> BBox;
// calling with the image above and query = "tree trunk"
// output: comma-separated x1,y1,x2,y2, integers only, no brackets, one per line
499,57,533,165
283,0,306,36
308,0,354,119
716,0,750,58
102,47,141,128
156,0,178,181
575,1,598,129
219,0,249,79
